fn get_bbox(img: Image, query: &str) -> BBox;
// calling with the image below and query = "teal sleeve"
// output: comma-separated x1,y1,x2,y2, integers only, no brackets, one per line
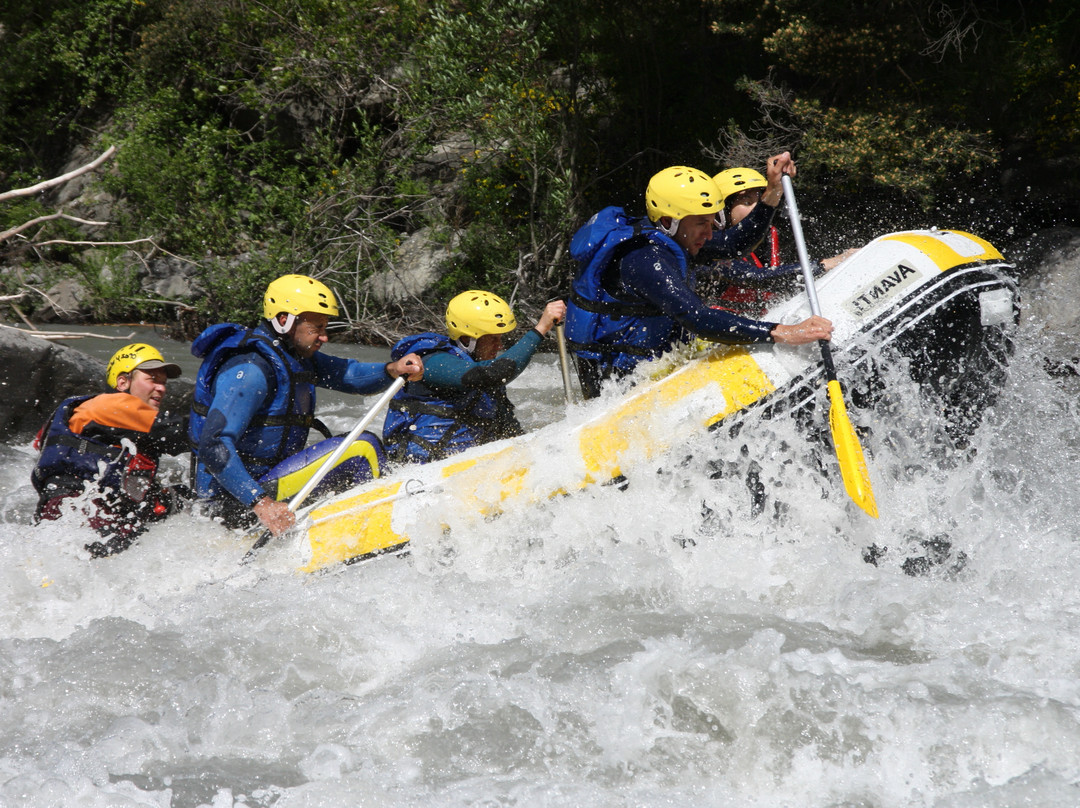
424,330,543,390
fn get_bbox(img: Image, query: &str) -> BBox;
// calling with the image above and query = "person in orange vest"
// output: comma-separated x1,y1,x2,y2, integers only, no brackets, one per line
32,343,189,558
707,166,857,317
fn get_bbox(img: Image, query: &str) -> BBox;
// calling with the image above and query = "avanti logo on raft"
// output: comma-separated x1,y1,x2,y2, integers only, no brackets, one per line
845,262,920,317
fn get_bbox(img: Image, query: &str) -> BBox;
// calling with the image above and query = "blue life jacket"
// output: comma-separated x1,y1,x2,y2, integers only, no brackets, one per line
189,323,319,481
32,395,140,498
563,206,689,372
382,333,512,463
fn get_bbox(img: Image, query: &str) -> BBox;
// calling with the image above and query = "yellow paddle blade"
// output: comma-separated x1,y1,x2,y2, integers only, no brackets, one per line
826,379,878,518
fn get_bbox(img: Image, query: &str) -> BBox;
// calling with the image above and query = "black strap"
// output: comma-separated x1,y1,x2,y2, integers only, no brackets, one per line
389,398,457,420
385,424,459,464
40,432,125,461
386,390,520,463
571,232,659,318
390,394,503,433
563,337,654,358
569,288,658,318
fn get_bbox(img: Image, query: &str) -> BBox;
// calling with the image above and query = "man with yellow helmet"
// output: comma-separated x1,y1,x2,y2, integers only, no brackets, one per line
31,342,188,557
188,274,424,536
382,291,566,463
706,166,858,316
563,152,832,398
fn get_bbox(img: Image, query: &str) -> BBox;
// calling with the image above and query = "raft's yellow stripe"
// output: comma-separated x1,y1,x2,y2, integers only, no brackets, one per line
303,345,777,571
881,231,1002,271
700,349,778,427
440,446,528,515
272,441,381,500
578,346,775,480
303,479,404,572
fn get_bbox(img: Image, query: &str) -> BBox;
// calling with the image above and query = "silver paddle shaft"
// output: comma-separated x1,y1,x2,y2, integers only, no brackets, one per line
288,375,406,513
781,174,823,318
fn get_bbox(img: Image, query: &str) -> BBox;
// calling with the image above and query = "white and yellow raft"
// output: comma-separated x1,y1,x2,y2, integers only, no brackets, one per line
296,229,1018,572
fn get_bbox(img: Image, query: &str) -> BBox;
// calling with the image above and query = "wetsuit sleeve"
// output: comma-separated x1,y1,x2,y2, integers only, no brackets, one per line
422,331,543,390
621,244,777,344
198,356,275,507
144,409,190,456
721,258,810,282
697,202,776,261
313,353,396,394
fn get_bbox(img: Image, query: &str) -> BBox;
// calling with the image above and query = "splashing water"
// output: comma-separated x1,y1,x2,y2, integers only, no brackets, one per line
3,259,1080,807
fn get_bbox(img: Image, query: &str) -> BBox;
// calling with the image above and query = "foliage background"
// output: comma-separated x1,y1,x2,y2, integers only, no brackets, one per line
1,0,1077,340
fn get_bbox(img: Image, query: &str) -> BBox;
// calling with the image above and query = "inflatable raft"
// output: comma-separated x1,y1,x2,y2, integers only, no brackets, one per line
294,229,1018,572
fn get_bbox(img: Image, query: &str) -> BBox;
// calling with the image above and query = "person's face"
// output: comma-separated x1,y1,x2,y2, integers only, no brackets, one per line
119,368,168,409
475,333,503,361
288,312,330,358
673,213,716,256
727,188,762,226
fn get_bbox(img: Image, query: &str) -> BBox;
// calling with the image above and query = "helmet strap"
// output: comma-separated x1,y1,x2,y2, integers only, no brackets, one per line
714,210,727,230
455,336,477,355
270,313,295,334
657,217,679,236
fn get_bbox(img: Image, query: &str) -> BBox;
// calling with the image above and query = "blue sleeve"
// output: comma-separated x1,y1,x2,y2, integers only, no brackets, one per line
198,355,275,506
722,258,809,282
313,353,395,394
423,331,543,389
621,245,776,344
698,202,776,260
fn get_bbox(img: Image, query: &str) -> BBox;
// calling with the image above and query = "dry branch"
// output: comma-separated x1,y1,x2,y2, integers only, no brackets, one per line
0,145,116,204
33,237,154,248
0,212,111,243
0,323,136,341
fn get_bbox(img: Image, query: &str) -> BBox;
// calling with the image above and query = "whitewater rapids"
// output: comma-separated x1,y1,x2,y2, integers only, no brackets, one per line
3,249,1080,806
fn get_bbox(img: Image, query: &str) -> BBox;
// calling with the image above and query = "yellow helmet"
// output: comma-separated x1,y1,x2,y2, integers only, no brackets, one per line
263,274,340,320
445,291,517,341
713,167,767,202
645,166,723,223
106,343,181,389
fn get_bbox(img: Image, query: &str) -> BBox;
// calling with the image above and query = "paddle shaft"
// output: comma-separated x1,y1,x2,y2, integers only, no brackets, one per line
782,175,822,317
288,375,406,513
246,375,406,556
555,323,574,404
781,174,877,518
780,174,840,379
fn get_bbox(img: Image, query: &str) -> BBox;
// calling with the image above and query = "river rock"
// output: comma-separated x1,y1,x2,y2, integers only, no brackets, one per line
365,226,457,303
33,278,92,323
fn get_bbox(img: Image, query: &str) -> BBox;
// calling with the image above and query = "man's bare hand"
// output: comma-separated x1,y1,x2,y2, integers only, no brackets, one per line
760,152,797,207
253,496,296,535
536,300,567,336
387,353,424,381
770,315,833,345
821,248,860,272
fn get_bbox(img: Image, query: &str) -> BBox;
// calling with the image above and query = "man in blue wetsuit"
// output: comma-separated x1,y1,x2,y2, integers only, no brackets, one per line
564,152,833,399
188,274,424,536
382,290,566,464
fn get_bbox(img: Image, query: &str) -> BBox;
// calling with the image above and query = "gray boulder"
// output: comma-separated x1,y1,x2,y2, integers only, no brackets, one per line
33,277,92,323
365,226,457,303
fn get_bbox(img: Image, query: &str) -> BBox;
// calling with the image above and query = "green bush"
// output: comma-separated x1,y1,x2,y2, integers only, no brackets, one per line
2,0,1075,335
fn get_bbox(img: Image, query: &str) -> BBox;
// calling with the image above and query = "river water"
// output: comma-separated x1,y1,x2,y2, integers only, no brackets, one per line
3,253,1080,806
